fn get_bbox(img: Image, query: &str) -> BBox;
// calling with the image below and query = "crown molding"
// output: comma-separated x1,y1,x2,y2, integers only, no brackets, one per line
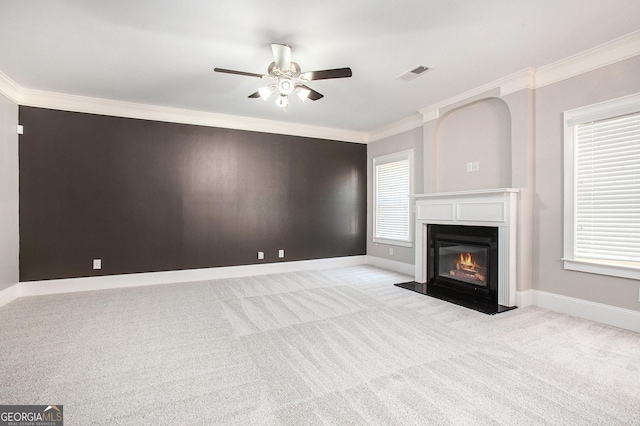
2,31,639,144
366,113,423,143
535,30,640,89
500,68,537,96
0,71,21,104
419,31,640,126
0,74,367,144
417,69,533,123
412,31,640,129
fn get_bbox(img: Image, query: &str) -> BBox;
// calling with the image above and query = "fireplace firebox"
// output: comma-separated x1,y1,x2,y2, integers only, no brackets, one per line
427,224,504,314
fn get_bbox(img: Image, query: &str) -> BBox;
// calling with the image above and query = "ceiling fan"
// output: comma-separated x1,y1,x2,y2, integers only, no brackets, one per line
214,43,352,109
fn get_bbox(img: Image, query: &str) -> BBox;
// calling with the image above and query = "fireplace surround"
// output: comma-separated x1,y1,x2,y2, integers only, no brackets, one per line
398,188,519,314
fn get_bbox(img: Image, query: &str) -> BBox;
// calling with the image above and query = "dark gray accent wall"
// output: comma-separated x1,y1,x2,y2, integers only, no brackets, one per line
19,107,366,281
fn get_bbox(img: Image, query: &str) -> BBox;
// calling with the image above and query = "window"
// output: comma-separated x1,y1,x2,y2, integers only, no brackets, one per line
373,150,413,247
563,92,640,279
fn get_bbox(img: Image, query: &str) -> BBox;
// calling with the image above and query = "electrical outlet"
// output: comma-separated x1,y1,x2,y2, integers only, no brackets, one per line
93,259,102,270
278,249,285,258
389,247,394,255
472,162,480,171
257,252,264,260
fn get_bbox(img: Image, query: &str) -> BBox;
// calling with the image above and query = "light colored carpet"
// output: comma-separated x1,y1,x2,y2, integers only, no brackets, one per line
0,266,639,425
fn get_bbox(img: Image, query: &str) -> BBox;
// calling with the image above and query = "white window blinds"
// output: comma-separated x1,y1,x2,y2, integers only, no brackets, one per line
574,112,640,264
374,154,411,242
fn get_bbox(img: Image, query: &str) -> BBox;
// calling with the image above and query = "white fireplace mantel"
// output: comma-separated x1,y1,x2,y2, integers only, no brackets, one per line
411,188,520,307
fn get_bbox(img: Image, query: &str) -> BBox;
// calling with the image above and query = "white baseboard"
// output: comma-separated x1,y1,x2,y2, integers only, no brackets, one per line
516,289,533,308
532,289,640,333
5,258,640,334
0,284,20,309
366,256,415,276
11,256,366,300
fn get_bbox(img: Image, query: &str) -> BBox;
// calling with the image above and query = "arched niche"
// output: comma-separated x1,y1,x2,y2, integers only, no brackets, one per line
435,98,512,192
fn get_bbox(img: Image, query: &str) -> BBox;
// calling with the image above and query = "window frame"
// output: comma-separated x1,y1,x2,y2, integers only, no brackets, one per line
563,92,640,280
372,149,414,247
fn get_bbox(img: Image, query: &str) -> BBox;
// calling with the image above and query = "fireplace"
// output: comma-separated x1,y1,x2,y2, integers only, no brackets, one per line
427,224,500,313
396,188,519,313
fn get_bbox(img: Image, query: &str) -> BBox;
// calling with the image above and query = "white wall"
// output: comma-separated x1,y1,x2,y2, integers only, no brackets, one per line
367,127,423,266
0,93,19,291
501,89,535,295
435,98,512,192
533,55,640,312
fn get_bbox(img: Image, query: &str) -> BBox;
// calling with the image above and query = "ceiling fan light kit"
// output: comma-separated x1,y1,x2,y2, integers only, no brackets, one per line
214,43,352,109
257,85,275,100
296,86,311,102
275,94,289,108
278,78,294,95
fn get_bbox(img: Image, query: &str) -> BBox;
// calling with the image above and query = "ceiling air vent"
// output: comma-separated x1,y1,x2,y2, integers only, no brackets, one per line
396,65,431,81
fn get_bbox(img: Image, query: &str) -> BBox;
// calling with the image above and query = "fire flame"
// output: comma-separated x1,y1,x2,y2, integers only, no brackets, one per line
459,253,477,269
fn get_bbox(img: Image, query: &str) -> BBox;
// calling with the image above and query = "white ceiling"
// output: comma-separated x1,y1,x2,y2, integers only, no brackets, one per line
1,1,640,134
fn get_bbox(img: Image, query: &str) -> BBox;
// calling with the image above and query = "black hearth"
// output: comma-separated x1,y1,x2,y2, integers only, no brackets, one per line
427,224,504,314
394,223,517,314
